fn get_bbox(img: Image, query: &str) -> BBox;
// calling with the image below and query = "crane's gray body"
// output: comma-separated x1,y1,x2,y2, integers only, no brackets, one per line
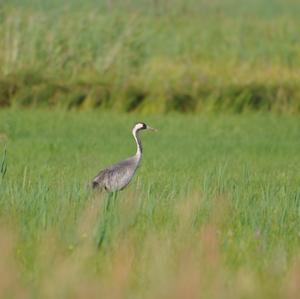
92,155,140,192
92,122,155,192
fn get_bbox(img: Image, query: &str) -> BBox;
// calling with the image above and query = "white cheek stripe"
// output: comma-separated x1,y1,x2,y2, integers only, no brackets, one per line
133,123,144,132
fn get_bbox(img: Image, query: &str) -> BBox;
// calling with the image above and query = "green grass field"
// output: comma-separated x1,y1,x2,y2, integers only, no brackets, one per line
1,0,300,112
0,109,300,298
1,0,300,297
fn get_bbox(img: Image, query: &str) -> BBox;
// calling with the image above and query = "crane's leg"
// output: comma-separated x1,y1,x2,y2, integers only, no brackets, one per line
97,191,118,248
111,191,118,208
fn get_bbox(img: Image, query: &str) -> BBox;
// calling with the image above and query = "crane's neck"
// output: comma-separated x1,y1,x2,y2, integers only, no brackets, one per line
132,128,142,158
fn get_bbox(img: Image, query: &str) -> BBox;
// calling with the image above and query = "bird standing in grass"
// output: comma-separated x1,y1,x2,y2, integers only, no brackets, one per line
92,122,157,192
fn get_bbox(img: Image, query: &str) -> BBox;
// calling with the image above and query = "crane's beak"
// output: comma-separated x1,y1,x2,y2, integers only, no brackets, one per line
147,125,157,132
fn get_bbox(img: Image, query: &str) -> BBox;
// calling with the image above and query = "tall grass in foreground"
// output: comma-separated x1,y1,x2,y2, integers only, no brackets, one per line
1,199,300,299
0,110,300,297
0,0,300,112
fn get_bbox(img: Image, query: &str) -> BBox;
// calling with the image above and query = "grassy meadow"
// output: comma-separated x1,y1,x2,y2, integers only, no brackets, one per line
0,0,300,112
0,109,300,298
1,0,300,298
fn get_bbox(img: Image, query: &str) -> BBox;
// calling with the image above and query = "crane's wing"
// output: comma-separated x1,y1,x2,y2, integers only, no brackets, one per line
92,157,138,191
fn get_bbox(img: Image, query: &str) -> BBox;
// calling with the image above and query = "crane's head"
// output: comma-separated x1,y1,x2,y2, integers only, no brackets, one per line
133,122,157,133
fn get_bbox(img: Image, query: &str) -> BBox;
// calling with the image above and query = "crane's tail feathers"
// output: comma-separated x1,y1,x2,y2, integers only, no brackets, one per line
92,181,99,189
91,179,106,191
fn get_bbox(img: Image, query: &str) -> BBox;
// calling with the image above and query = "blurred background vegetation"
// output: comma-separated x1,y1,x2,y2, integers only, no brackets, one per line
0,0,300,113
1,2,300,297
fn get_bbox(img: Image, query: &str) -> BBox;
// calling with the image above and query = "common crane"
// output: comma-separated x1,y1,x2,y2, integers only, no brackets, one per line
92,122,156,192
